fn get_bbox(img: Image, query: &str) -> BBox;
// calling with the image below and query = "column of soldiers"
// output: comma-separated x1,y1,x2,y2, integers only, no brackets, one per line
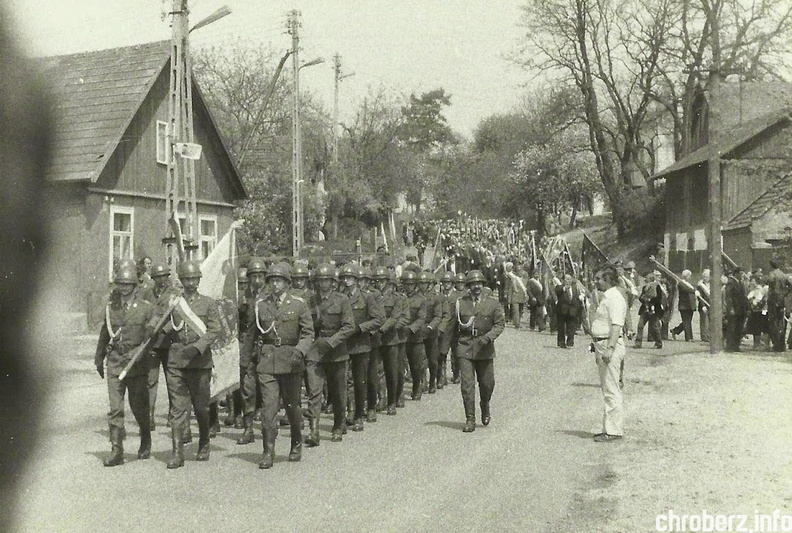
95,257,504,470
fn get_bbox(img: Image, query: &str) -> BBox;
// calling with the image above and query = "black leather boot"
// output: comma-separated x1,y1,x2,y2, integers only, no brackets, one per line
137,426,151,460
480,401,491,426
103,426,124,467
288,438,302,462
304,417,320,447
259,432,275,469
166,428,184,469
236,414,255,445
462,418,476,433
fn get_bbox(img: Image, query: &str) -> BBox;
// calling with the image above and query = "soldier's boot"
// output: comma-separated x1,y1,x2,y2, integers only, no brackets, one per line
366,409,377,423
236,414,255,445
223,394,236,426
462,417,476,433
439,361,448,388
137,426,152,460
288,438,302,462
195,440,210,461
103,426,124,467
480,401,491,427
166,428,184,469
149,409,156,431
259,430,276,469
304,417,320,447
182,425,193,444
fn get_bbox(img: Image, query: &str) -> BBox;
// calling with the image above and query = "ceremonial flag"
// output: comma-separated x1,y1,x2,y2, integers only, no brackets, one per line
198,220,243,400
581,232,610,283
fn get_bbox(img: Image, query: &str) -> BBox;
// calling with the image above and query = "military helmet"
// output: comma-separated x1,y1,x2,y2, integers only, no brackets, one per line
454,272,467,284
177,260,202,279
314,263,336,280
150,263,170,278
359,267,373,280
237,267,249,282
117,258,137,272
340,263,360,279
440,270,454,283
401,270,418,283
418,271,434,284
114,266,138,284
247,257,267,275
266,262,292,282
291,264,309,278
373,267,389,280
465,270,486,285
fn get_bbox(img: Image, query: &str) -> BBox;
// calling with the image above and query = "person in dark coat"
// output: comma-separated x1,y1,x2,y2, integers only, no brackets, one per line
670,269,697,342
724,267,750,352
554,273,584,348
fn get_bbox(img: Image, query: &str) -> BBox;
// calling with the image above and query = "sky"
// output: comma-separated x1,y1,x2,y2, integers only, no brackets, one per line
6,0,533,139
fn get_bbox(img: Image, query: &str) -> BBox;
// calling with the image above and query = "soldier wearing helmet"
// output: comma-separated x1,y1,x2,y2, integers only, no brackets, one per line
340,264,384,429
290,263,311,301
304,263,355,444
241,262,313,469
400,270,428,401
436,271,455,388
448,272,468,384
373,268,409,414
94,266,155,467
419,271,444,394
143,263,180,433
454,269,505,433
163,260,222,468
220,266,251,430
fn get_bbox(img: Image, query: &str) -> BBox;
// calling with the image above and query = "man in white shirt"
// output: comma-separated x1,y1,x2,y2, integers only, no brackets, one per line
588,265,628,442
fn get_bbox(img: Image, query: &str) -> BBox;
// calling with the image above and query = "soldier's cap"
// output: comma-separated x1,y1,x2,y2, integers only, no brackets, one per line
114,266,138,284
266,262,292,282
247,257,267,275
117,258,137,271
150,263,170,278
465,270,486,285
177,260,202,279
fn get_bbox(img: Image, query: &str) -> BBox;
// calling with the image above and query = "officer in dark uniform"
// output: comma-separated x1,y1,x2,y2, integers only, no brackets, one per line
341,264,384,430
401,270,427,401
454,270,505,432
164,260,221,468
305,264,355,444
393,272,410,407
94,266,155,466
373,267,409,414
143,263,179,431
244,263,314,469
448,272,468,384
237,257,268,445
436,270,455,389
420,271,442,393
361,267,387,415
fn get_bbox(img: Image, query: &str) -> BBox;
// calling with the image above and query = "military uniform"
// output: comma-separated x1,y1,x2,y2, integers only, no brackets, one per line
244,267,313,468
421,273,443,393
402,272,427,401
436,272,454,388
454,271,505,431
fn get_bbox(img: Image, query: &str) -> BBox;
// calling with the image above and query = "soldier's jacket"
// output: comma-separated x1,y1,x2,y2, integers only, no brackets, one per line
454,292,505,360
437,290,454,335
380,289,409,346
344,287,384,354
308,290,355,363
394,291,410,344
447,289,467,340
167,292,221,369
94,293,154,378
145,284,181,351
243,291,314,375
289,286,312,302
366,287,383,349
422,290,443,339
239,287,265,368
403,291,427,344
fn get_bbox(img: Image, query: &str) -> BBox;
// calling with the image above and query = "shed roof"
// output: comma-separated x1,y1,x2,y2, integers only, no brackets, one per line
724,171,792,231
42,41,171,183
651,108,791,181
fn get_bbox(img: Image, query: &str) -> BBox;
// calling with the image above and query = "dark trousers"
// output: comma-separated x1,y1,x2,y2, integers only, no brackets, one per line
424,335,439,388
406,342,426,398
529,303,545,331
240,361,263,415
768,306,786,351
305,360,347,431
724,313,746,351
396,342,407,401
671,310,694,341
147,348,170,419
367,348,382,411
459,358,494,420
449,336,460,379
556,314,578,347
510,302,525,328
636,312,663,345
379,344,400,407
347,352,369,420
259,372,302,442
107,374,149,435
166,367,211,444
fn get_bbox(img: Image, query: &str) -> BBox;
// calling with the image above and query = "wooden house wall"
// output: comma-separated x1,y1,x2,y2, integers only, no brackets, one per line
722,227,753,270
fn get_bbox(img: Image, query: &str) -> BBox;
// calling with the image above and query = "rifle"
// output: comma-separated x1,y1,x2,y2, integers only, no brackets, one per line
119,296,180,381
648,256,709,308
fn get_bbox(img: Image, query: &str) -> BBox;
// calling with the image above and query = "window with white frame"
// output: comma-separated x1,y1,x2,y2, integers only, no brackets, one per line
200,215,217,260
109,206,134,279
156,120,169,165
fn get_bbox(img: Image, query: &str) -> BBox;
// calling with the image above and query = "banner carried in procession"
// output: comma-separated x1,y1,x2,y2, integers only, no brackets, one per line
198,220,243,401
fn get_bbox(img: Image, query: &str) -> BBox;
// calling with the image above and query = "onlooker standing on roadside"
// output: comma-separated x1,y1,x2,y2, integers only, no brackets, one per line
671,269,697,342
588,265,627,442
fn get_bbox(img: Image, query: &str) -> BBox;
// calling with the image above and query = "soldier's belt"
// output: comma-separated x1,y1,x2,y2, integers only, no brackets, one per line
318,330,338,337
255,338,297,348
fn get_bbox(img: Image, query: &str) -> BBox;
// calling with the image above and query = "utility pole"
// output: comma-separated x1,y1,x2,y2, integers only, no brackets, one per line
707,4,723,354
332,53,354,164
288,10,302,258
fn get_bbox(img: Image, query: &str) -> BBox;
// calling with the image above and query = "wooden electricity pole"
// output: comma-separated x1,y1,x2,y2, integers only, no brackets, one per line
707,3,723,354
288,10,303,258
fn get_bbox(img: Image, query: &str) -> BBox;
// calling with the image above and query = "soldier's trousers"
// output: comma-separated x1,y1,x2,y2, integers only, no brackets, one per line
305,360,347,431
166,367,211,444
347,352,369,420
406,342,426,398
258,371,302,442
424,335,439,388
379,344,400,407
396,342,407,401
367,348,383,411
458,358,494,420
240,362,263,415
107,374,149,435
147,348,170,419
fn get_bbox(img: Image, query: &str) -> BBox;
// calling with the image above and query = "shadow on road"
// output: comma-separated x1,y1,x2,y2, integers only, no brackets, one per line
570,382,599,388
556,429,595,440
423,420,466,431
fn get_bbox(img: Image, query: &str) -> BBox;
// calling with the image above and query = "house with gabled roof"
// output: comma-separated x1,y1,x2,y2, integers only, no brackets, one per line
650,80,792,273
41,41,247,322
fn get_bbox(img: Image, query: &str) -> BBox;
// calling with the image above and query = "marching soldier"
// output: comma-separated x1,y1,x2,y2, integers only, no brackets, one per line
290,263,312,301
361,267,387,415
164,260,221,469
454,270,505,433
243,263,314,469
436,271,455,388
305,264,355,444
341,264,384,430
448,272,468,384
223,267,250,429
374,268,409,414
401,270,427,401
420,270,442,393
94,266,154,466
